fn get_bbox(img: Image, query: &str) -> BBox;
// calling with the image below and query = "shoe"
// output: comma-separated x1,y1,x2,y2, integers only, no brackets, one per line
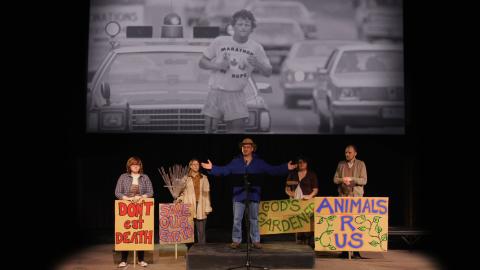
352,252,362,259
230,242,241,249
118,261,127,267
338,252,349,259
251,242,262,249
139,261,148,267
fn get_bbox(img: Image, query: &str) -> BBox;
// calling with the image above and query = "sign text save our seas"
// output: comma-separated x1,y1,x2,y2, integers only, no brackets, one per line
159,203,194,244
314,197,388,251
115,199,154,251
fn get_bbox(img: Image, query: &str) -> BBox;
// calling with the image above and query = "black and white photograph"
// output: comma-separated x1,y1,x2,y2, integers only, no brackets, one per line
87,0,404,134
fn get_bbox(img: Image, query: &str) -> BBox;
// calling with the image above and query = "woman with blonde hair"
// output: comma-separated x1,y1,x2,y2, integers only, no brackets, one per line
176,158,212,248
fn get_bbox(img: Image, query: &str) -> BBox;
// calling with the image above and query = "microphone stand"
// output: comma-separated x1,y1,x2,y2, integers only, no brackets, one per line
228,159,268,270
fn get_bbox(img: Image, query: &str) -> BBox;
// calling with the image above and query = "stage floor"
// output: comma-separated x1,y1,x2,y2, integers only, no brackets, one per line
55,243,442,270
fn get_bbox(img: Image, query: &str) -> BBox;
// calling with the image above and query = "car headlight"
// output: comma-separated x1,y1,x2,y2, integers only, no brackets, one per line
306,72,315,81
294,71,305,82
101,111,126,130
339,88,359,101
259,111,271,131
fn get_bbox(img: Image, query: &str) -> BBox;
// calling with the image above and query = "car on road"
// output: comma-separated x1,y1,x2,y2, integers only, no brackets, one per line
354,0,403,41
249,17,305,74
280,40,364,108
312,43,404,133
246,0,317,39
87,25,273,133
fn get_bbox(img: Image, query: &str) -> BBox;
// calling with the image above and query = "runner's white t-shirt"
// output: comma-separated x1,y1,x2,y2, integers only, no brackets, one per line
203,36,271,91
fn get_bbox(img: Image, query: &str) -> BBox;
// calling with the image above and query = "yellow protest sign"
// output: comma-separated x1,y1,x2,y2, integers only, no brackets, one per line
314,197,388,252
159,203,194,244
259,199,315,235
114,198,155,251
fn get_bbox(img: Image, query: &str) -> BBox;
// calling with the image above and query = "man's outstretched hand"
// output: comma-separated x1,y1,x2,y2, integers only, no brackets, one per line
288,161,297,170
201,159,213,170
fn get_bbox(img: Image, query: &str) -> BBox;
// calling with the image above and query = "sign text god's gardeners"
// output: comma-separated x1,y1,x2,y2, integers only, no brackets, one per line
314,197,388,252
259,199,315,235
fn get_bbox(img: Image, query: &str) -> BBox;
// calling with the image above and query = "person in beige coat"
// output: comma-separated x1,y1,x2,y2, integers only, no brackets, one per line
333,145,367,259
176,159,212,247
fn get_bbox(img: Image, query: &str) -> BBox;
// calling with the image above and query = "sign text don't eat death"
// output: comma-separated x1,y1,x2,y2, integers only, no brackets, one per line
115,198,154,251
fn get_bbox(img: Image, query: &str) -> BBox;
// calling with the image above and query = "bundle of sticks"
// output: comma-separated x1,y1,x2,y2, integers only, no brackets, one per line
158,164,188,199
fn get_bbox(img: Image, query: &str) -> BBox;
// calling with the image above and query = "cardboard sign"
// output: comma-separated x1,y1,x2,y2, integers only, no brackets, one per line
159,203,194,244
314,197,389,252
259,199,315,235
115,198,155,251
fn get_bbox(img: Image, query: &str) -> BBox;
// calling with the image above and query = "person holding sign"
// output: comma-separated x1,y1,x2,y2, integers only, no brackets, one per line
285,156,318,247
176,158,212,248
333,145,367,258
201,138,296,249
115,156,154,268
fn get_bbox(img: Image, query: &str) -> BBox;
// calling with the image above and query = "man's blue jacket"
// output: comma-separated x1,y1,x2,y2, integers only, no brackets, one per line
210,154,288,202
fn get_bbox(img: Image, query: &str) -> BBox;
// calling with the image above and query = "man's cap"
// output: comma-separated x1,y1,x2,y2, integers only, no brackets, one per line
239,138,257,151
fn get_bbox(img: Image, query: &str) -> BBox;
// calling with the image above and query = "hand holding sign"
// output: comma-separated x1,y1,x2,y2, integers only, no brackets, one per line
302,195,312,200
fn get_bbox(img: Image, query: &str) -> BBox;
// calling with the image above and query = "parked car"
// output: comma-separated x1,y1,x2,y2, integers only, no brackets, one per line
280,40,364,108
249,17,305,74
87,22,273,133
354,0,403,41
246,0,317,39
312,43,404,133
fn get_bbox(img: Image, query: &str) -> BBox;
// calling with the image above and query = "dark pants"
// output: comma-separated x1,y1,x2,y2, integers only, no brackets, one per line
195,218,207,244
121,251,144,262
187,218,207,249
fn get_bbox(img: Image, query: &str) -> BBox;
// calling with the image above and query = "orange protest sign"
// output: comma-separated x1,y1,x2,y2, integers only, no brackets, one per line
314,197,388,252
114,198,155,251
